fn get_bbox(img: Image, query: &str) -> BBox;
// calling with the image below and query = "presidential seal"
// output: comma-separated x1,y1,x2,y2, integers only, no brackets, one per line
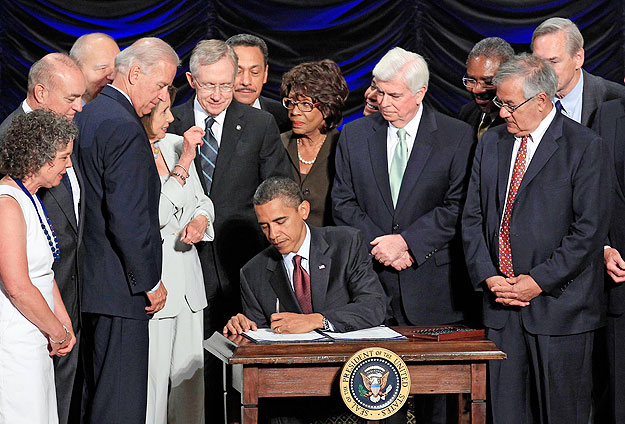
340,347,410,419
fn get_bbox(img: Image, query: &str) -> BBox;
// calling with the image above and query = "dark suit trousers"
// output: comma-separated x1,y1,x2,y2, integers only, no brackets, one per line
53,329,81,424
487,311,593,424
81,314,149,424
594,313,625,424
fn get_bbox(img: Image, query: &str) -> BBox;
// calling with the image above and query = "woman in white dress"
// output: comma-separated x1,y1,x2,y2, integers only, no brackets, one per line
141,87,214,424
0,110,77,424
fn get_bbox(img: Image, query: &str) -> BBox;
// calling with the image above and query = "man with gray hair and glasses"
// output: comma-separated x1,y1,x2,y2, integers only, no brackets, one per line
462,53,610,423
332,47,475,423
459,37,514,140
531,17,625,127
168,39,290,420
75,37,178,424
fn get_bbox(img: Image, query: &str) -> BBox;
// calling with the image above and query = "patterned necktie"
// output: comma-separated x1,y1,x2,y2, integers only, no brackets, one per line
292,255,312,314
199,116,219,195
555,100,564,114
477,112,492,140
498,135,529,277
389,128,408,207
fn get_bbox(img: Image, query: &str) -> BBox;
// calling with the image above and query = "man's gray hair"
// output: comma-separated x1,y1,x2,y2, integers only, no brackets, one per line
372,47,429,93
531,17,584,57
493,53,558,99
226,34,268,67
115,37,180,74
69,32,116,64
189,39,238,78
253,177,303,208
27,53,80,94
467,37,515,66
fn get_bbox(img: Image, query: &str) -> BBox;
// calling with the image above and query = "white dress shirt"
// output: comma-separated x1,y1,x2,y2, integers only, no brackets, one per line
281,224,311,291
252,98,261,110
386,103,424,172
193,97,227,147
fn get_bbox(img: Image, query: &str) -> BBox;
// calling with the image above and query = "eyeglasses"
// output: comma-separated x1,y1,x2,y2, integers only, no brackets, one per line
195,82,234,93
462,76,495,90
282,98,320,112
492,95,537,113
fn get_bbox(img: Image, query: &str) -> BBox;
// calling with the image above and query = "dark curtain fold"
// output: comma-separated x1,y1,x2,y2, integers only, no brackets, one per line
1,0,623,123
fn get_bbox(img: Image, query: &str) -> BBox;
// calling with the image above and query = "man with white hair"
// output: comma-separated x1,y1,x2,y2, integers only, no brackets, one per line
462,54,609,423
75,37,178,424
531,17,625,127
69,32,120,104
332,47,475,423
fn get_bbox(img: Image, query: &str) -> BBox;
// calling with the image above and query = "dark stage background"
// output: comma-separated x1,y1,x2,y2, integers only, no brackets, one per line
0,0,622,125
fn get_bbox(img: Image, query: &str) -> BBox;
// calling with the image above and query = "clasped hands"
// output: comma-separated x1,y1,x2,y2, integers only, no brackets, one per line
486,274,542,307
223,312,323,335
370,234,413,271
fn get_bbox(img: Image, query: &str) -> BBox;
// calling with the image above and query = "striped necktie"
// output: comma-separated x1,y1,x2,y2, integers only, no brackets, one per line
389,128,408,207
199,116,219,195
498,135,528,277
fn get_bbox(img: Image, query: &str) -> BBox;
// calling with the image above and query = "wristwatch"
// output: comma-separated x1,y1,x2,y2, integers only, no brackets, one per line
322,316,331,331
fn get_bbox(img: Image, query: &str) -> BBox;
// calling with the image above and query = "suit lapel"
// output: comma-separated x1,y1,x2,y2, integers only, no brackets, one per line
580,69,599,127
497,134,514,213
395,108,435,211
308,227,331,312
614,105,625,197
368,115,394,215
266,251,302,314
48,182,78,234
516,115,561,195
212,101,244,192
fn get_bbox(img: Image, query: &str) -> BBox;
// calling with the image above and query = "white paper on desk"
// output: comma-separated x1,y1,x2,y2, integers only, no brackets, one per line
320,325,407,341
243,328,329,343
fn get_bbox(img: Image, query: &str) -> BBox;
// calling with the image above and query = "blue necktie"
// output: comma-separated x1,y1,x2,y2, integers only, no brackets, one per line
61,173,73,201
199,116,219,195
555,100,564,113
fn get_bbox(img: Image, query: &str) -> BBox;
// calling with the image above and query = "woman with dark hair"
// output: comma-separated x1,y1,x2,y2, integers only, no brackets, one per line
0,109,77,423
280,59,349,226
141,86,214,424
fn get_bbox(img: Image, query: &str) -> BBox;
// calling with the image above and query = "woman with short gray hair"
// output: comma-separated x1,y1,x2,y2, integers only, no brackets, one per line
0,109,77,423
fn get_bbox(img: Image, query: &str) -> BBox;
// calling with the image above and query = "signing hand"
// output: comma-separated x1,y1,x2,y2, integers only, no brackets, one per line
270,312,323,334
145,282,168,314
180,215,209,245
180,126,205,162
390,251,414,271
370,235,408,266
223,313,258,335
605,247,625,283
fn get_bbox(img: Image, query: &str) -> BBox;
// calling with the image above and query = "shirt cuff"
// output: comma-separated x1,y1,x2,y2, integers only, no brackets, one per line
146,281,161,293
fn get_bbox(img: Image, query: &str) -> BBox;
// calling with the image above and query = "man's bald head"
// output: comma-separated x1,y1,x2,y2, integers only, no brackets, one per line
70,33,120,102
26,53,85,119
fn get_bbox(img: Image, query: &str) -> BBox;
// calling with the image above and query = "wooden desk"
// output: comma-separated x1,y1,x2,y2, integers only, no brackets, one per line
204,327,505,424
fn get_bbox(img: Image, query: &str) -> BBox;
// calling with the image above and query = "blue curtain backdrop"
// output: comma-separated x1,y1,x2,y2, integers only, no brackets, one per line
0,0,622,124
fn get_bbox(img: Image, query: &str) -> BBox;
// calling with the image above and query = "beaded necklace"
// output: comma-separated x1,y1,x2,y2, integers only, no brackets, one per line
12,177,60,261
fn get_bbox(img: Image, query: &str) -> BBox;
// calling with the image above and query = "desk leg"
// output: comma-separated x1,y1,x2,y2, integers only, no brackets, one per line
241,367,259,424
470,363,487,424
222,362,228,424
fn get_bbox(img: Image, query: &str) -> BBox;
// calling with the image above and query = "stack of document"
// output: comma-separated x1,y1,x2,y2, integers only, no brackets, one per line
243,326,406,344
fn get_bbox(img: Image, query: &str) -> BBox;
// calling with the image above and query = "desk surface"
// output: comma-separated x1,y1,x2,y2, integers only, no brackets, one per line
205,326,506,365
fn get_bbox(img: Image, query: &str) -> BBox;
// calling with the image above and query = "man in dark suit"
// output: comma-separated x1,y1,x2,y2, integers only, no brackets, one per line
75,38,177,424
591,98,625,424
226,33,290,132
532,17,625,127
168,39,290,419
458,37,514,140
332,47,474,423
224,176,385,335
462,54,610,424
0,52,86,424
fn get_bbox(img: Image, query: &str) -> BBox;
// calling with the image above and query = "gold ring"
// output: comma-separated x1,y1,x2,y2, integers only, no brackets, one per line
276,327,281,333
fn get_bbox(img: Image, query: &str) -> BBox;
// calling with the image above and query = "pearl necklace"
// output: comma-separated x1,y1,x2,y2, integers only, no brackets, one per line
297,135,327,165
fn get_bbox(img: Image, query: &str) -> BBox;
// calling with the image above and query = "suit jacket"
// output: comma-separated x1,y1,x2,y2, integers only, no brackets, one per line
462,111,610,335
154,133,214,318
259,95,290,133
0,105,24,140
581,69,625,127
332,109,475,325
457,101,505,139
281,128,339,227
592,98,625,315
75,85,162,320
240,225,386,332
168,97,291,309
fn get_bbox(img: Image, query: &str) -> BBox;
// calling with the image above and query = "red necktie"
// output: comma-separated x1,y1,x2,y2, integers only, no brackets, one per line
499,135,528,277
293,255,312,314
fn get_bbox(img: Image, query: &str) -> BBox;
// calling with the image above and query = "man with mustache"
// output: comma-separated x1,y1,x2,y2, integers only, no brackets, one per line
226,33,290,132
458,37,514,140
